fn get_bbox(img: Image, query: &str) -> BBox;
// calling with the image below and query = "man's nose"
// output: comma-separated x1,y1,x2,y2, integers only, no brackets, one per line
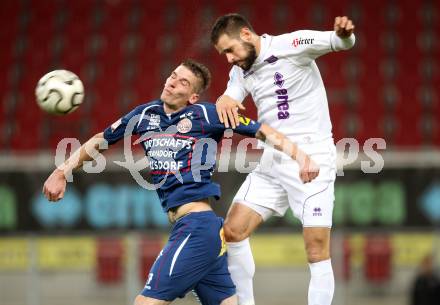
226,53,235,64
168,79,176,87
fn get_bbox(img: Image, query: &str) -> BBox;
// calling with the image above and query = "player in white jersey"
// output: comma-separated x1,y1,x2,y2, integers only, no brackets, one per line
210,14,355,305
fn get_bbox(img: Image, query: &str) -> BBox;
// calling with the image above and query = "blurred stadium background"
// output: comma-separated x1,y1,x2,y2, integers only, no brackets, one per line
1,0,440,305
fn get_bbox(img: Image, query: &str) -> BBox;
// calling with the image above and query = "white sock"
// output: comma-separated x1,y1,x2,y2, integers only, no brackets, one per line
227,238,255,305
308,259,335,305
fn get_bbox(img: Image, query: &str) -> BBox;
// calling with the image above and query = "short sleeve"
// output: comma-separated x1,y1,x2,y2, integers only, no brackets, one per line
103,105,145,145
223,67,249,103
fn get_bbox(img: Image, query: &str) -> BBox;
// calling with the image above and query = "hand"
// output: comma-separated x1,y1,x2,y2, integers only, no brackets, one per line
334,16,355,38
42,169,67,202
297,154,320,184
216,95,245,129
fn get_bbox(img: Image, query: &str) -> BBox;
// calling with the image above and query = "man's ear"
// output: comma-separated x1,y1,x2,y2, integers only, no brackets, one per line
188,93,199,104
239,27,253,42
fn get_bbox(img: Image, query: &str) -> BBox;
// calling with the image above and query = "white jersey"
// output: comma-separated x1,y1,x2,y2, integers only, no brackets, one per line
224,30,355,145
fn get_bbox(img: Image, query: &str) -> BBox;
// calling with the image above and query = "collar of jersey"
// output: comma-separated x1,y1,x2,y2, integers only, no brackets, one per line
254,34,271,65
157,99,194,118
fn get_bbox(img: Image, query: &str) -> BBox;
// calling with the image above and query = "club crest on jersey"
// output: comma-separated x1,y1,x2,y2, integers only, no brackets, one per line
177,118,192,133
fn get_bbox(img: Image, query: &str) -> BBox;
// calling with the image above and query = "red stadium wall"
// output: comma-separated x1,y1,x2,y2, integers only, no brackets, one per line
0,0,439,151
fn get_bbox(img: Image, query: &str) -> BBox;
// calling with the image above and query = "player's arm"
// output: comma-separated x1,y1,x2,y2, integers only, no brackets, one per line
328,16,356,52
227,114,319,183
43,104,145,202
287,16,355,66
43,132,108,202
216,68,248,129
207,108,318,183
255,124,319,183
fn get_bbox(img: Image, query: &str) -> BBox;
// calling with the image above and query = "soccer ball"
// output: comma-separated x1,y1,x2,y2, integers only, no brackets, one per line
35,70,84,115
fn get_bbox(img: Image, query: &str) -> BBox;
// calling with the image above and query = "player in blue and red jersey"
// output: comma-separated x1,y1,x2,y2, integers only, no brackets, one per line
43,59,319,305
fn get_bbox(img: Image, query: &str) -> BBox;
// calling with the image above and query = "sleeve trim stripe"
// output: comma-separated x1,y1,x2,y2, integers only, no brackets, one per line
137,104,161,127
194,104,210,124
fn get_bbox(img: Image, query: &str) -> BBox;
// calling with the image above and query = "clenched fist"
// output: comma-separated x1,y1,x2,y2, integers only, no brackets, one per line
42,169,67,202
297,154,320,184
334,16,355,38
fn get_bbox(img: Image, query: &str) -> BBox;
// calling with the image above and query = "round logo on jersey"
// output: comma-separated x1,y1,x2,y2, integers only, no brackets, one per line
177,118,192,133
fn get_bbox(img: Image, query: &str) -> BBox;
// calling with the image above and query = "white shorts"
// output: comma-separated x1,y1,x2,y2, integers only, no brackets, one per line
233,140,336,227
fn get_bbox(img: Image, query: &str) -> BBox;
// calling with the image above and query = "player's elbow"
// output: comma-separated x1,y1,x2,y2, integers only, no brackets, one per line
133,295,149,305
223,223,247,242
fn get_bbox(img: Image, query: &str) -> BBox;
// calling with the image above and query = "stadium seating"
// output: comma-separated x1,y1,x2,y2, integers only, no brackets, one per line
0,0,438,150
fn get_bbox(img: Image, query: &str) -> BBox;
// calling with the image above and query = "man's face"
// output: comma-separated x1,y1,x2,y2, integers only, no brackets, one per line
215,33,257,71
160,65,199,108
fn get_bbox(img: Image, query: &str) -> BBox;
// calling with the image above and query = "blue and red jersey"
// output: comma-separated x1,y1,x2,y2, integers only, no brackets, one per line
103,100,261,211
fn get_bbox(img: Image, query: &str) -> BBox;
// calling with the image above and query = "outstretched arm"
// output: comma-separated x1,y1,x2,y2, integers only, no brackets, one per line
216,95,246,129
255,124,319,183
42,132,107,201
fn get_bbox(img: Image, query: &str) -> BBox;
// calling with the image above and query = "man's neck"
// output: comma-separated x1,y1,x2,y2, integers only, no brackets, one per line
163,102,188,115
254,34,262,57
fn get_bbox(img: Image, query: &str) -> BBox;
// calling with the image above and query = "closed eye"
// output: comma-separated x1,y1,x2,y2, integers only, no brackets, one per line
222,47,233,54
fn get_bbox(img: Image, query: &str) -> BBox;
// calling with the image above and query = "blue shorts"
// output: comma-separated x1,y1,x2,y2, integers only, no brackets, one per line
141,211,235,304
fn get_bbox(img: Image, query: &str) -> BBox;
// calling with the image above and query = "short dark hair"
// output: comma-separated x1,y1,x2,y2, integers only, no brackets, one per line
181,59,211,94
210,13,255,45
